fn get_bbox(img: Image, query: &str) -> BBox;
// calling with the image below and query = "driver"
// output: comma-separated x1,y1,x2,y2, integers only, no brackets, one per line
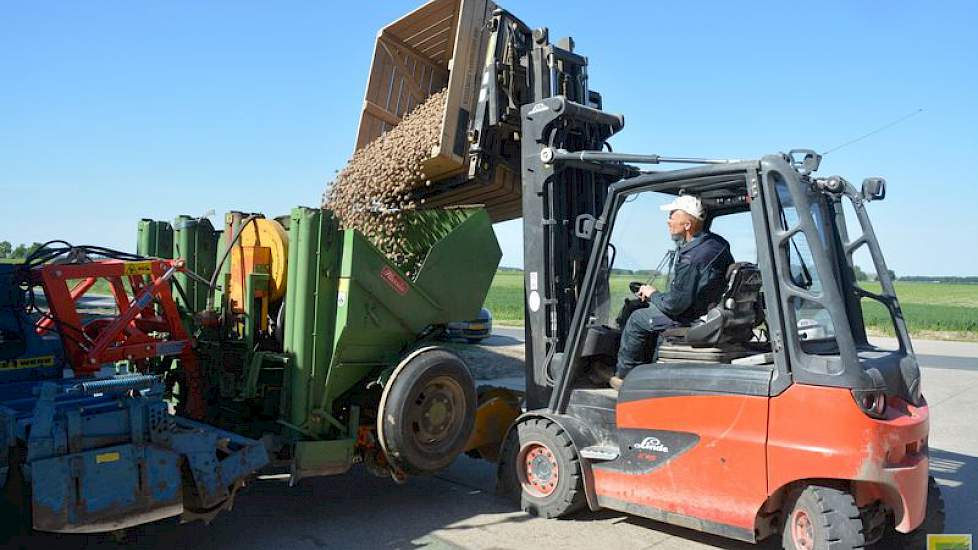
611,194,733,390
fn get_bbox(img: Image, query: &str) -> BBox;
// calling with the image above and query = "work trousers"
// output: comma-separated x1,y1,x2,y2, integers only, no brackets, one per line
615,305,680,379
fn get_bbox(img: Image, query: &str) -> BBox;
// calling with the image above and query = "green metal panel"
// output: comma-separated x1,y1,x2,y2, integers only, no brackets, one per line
292,439,354,478
411,208,502,322
213,230,227,309
243,271,270,351
173,216,219,313
136,219,173,259
283,207,342,430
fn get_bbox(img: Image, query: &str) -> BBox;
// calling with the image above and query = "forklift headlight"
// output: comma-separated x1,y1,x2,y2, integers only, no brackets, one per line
817,175,847,194
852,389,887,419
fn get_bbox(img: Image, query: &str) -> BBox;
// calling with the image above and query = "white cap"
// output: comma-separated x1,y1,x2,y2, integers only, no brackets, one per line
659,194,705,220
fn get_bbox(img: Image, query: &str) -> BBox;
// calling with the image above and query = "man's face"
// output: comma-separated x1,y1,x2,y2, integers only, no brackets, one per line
666,210,690,238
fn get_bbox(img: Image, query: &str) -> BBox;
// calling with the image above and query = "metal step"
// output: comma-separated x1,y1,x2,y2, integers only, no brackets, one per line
580,445,620,461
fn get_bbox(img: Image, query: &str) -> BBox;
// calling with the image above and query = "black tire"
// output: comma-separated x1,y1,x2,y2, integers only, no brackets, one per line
379,349,477,476
879,476,946,550
782,485,865,550
499,418,585,519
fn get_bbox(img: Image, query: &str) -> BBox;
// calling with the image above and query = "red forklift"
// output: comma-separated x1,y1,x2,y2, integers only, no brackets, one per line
500,103,943,549
463,11,944,547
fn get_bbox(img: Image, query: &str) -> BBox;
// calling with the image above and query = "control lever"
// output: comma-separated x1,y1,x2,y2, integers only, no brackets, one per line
617,281,650,328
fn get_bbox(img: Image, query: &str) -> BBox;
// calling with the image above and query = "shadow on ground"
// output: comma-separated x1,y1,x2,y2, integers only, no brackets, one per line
471,335,522,347
1,444,970,550
929,447,977,533
2,462,530,550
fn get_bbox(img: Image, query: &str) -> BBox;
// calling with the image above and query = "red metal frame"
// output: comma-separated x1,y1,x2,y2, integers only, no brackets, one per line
31,259,206,418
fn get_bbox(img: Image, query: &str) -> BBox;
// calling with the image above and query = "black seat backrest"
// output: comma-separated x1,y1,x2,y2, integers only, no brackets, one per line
684,262,764,346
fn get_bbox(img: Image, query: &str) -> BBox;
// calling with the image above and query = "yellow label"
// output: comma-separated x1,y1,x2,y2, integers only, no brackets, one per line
0,355,55,370
929,534,973,550
96,452,121,464
124,261,153,276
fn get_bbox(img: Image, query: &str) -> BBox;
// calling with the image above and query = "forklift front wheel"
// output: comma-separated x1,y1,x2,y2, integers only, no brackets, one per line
503,418,585,519
781,485,865,550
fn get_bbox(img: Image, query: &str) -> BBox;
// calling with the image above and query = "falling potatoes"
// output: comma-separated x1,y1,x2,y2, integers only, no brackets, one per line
324,90,448,276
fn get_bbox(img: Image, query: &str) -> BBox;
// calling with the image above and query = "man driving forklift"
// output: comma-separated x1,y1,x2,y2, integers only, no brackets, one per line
611,194,733,390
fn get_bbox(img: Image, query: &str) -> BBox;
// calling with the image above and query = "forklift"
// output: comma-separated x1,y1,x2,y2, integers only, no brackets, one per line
501,140,944,548
457,8,946,549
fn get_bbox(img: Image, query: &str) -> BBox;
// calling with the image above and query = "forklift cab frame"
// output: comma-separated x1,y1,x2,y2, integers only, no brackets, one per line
555,154,922,413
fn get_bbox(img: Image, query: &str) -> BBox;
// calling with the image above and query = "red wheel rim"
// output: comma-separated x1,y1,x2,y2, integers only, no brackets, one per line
518,442,559,498
791,509,815,550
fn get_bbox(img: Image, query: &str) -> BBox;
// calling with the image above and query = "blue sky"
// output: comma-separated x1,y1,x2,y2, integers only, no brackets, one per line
2,1,976,276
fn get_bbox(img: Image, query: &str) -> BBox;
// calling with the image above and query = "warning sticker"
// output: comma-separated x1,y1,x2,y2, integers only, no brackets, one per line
380,266,409,296
96,452,121,464
124,261,153,276
0,355,56,370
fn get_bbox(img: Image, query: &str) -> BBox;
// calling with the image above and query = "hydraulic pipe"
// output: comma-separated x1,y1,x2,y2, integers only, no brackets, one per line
544,148,741,166
555,99,625,131
205,214,258,310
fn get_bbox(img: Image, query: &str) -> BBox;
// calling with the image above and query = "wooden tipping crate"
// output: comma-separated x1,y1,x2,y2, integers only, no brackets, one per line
354,0,522,222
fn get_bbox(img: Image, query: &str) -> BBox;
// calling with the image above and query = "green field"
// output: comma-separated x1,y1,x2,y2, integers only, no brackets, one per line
485,271,978,340
75,270,978,340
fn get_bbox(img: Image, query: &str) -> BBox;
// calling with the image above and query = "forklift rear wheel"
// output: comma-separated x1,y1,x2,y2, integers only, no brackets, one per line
782,485,865,550
502,418,586,519
379,349,477,476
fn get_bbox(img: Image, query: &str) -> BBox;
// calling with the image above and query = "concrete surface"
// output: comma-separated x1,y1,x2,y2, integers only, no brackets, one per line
3,331,975,549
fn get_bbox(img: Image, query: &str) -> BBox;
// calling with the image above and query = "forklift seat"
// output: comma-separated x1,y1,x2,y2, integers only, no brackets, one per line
581,263,765,368
662,262,764,348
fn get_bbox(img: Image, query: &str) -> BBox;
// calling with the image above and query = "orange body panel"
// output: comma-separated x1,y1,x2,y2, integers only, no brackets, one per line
595,394,770,530
230,245,271,313
767,384,929,532
593,384,930,535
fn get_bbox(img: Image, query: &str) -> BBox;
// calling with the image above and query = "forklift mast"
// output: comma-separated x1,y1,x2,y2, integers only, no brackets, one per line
472,10,629,408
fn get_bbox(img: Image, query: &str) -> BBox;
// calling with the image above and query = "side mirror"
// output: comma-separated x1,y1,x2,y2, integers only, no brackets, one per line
862,177,886,201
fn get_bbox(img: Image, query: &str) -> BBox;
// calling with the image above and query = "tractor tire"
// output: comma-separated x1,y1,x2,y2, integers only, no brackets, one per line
782,485,866,550
879,476,945,550
499,418,586,519
378,348,477,476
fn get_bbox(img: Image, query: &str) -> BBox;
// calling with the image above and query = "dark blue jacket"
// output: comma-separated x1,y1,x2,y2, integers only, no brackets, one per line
650,231,733,324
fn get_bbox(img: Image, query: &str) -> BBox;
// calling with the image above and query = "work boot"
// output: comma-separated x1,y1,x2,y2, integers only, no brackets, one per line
609,376,624,391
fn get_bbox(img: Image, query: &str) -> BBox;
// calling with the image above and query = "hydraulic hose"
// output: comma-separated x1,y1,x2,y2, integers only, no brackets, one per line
205,215,259,310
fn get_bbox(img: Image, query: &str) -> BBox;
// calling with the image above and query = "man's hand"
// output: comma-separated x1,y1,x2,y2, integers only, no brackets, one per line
638,285,658,301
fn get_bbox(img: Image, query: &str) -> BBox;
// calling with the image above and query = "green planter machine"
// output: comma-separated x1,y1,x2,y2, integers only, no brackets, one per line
137,206,518,483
